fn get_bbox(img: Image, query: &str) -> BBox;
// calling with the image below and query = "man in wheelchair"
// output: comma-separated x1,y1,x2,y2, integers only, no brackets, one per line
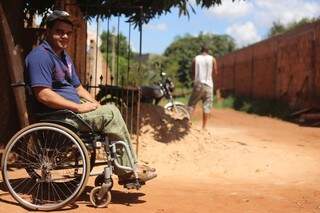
25,10,156,186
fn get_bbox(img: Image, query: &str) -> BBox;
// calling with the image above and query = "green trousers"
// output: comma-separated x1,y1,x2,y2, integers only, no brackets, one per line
52,104,137,175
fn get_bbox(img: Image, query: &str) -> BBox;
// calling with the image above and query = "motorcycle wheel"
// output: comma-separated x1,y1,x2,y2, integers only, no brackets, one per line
164,104,190,120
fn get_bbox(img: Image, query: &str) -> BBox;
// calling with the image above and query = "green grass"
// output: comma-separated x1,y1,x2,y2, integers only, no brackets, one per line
214,95,291,119
213,96,235,109
173,96,189,104
161,90,291,120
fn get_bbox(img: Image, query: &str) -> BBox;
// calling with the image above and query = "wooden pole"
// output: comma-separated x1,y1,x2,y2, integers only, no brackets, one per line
0,2,29,128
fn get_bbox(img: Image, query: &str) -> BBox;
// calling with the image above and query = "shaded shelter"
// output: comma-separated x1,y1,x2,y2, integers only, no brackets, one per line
0,0,225,146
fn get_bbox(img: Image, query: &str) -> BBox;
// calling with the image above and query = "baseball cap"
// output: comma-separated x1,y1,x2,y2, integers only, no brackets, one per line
45,10,73,27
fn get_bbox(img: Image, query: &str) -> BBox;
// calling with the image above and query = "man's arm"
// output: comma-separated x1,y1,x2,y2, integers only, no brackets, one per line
212,57,218,80
212,57,222,100
33,87,98,113
76,84,100,105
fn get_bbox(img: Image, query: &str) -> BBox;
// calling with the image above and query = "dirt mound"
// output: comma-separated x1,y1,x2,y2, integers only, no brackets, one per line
139,103,191,143
138,104,216,179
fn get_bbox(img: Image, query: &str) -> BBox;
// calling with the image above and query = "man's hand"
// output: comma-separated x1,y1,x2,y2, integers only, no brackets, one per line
76,102,99,113
76,85,100,106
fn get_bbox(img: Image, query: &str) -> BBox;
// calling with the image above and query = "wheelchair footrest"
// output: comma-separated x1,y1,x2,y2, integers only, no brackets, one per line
120,180,143,190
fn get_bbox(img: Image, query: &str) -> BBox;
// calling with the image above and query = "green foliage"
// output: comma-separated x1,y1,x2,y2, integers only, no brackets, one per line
268,22,286,37
100,31,131,58
268,17,319,37
213,96,235,109
141,54,168,83
77,0,223,26
99,30,172,86
22,0,55,26
163,33,236,89
100,31,142,86
22,0,225,27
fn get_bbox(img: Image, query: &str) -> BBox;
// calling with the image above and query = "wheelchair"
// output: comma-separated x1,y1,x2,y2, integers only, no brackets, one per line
1,109,141,211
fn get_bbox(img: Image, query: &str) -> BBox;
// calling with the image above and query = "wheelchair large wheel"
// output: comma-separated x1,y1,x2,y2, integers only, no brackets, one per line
1,123,90,211
165,104,190,120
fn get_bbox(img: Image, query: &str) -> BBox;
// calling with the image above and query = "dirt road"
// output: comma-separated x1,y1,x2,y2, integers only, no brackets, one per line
1,105,320,212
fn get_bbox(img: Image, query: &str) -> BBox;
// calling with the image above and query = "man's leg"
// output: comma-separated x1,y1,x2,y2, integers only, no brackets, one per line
202,111,210,129
202,84,213,130
78,104,156,182
79,104,137,167
187,82,202,118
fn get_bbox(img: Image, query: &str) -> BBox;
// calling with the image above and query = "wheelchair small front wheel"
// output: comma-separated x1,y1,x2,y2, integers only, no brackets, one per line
95,174,114,188
90,186,111,208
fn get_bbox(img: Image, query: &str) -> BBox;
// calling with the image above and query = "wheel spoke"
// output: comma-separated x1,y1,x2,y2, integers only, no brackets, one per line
3,123,89,210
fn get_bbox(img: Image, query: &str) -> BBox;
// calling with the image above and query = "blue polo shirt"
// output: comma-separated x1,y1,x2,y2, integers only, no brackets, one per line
25,41,81,112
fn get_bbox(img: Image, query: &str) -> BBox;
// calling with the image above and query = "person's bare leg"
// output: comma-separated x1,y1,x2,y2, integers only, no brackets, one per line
187,106,195,119
202,111,210,129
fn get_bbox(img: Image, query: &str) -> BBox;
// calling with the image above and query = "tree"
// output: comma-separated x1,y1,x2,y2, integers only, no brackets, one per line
268,21,286,37
99,31,160,86
268,18,319,37
99,31,135,85
163,33,236,89
100,31,131,58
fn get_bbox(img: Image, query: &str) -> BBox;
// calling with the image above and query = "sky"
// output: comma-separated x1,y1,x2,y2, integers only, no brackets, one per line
88,0,320,55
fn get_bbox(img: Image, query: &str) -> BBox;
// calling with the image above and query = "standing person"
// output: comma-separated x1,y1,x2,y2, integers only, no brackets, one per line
187,44,218,129
25,10,156,185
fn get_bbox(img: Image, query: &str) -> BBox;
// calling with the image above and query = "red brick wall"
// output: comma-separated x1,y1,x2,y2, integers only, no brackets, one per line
252,39,276,99
314,23,320,100
217,21,320,109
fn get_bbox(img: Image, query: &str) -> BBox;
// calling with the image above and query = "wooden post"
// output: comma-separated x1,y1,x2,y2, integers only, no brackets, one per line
0,2,29,128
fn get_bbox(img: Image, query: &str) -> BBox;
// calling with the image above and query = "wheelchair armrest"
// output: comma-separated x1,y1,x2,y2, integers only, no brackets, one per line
36,109,93,132
36,109,74,118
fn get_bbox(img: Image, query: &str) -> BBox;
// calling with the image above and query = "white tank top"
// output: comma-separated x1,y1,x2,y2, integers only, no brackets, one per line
194,54,214,88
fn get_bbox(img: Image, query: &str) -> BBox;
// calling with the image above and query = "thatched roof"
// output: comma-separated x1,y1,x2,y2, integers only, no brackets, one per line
24,0,226,25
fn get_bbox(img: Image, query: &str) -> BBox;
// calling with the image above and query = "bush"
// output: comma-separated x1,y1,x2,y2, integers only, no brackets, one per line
213,96,234,109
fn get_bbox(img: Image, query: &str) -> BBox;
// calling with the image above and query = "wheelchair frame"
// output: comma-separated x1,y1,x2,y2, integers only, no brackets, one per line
1,110,141,211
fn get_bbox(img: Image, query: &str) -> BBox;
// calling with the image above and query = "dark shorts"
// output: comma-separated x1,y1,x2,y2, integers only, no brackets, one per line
188,82,213,113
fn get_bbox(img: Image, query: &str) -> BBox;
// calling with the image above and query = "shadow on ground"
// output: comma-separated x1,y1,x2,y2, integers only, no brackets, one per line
139,104,191,143
0,180,146,210
80,186,146,207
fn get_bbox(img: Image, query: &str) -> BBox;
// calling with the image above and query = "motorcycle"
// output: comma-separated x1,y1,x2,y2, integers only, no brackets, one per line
140,72,190,120
86,72,190,120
